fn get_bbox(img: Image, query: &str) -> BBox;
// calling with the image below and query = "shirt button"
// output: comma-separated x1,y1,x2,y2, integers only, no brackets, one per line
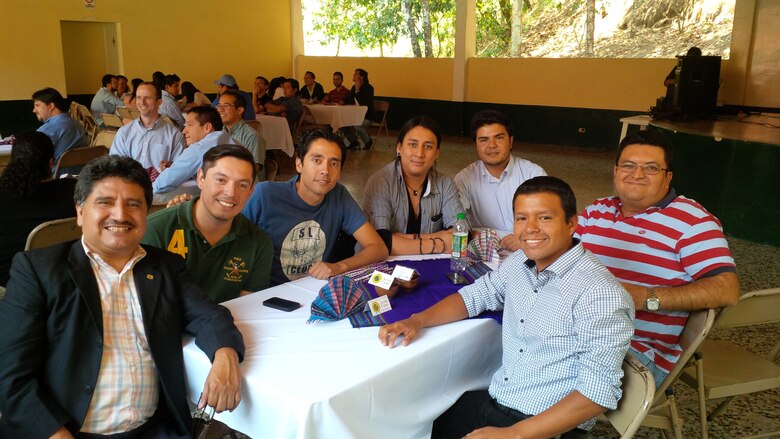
519,349,524,353
533,289,538,294
84,385,93,393
520,319,524,323
504,377,509,381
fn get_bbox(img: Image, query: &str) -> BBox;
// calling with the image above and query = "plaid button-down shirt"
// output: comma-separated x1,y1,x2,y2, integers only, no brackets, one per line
81,240,159,434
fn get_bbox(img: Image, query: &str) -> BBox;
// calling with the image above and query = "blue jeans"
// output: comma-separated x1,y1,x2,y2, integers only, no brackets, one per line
629,348,669,388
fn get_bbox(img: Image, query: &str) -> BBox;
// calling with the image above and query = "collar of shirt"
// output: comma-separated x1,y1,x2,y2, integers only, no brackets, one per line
479,155,515,183
81,236,147,275
522,238,584,280
42,112,68,126
393,159,435,197
615,188,678,218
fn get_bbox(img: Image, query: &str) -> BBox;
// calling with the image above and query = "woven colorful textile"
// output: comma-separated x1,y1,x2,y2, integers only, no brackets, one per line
467,228,501,264
308,275,371,323
348,258,501,328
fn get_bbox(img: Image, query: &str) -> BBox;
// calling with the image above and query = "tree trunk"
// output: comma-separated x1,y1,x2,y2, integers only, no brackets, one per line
510,0,523,57
403,0,422,57
421,0,433,57
584,0,595,57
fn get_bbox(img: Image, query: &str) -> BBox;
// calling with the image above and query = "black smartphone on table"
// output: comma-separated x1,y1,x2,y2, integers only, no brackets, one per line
263,297,302,312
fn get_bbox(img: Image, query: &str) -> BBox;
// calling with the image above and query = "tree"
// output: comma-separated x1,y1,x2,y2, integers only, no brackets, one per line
584,0,595,57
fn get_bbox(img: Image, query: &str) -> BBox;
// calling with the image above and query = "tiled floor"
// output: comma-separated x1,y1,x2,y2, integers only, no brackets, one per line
269,132,780,438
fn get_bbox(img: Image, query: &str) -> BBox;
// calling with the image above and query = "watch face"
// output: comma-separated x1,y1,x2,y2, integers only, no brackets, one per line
647,298,660,311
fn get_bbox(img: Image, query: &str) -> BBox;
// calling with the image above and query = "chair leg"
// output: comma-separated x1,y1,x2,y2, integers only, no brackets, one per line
708,396,736,421
693,353,709,439
666,389,684,439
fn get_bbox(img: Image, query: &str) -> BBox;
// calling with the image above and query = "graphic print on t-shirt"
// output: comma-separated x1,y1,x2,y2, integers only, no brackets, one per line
280,220,327,280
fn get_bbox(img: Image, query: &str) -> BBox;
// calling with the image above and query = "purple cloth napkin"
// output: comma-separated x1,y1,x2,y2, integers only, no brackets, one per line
348,258,503,328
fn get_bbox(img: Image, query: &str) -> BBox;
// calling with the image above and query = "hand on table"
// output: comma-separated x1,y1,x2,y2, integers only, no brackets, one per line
200,347,242,413
165,193,193,208
308,261,344,279
500,234,522,252
378,315,423,348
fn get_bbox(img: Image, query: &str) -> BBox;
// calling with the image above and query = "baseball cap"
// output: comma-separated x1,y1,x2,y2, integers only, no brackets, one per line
214,74,237,87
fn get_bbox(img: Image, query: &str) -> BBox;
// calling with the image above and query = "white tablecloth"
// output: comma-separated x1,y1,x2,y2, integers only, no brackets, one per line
182,258,502,439
305,104,368,131
257,114,295,157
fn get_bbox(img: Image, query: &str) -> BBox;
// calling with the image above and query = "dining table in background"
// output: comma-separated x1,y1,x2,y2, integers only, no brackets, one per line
256,114,295,157
304,104,368,131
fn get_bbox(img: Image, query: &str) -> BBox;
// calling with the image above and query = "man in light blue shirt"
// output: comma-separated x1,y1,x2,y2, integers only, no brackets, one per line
218,90,265,180
379,176,634,439
89,74,124,126
153,106,233,194
455,110,546,251
32,87,88,167
159,74,185,128
109,82,185,171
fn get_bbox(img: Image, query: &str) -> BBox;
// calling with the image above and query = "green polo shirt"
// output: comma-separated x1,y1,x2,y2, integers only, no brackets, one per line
142,197,273,303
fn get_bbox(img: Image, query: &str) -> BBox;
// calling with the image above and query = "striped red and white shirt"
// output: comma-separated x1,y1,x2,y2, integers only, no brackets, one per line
81,240,159,434
575,190,735,373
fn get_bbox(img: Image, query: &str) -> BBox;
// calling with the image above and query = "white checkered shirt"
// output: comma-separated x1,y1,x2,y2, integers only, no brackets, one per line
81,240,159,434
458,240,634,430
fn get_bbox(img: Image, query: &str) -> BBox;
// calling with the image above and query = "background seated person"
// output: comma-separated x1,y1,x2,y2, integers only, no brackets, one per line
153,106,233,194
321,71,349,105
0,131,77,287
252,76,272,114
181,81,211,112
342,68,374,150
379,176,634,439
242,129,388,285
299,71,325,103
265,78,304,133
362,116,463,255
123,77,144,109
32,87,88,168
144,145,273,303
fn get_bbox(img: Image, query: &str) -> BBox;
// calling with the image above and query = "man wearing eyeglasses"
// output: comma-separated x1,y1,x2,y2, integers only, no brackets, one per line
575,130,739,387
218,90,265,180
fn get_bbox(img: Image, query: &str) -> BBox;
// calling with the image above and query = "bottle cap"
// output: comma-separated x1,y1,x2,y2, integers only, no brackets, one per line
457,213,465,220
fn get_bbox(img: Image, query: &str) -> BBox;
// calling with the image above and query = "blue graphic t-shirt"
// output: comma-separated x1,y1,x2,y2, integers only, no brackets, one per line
242,176,367,285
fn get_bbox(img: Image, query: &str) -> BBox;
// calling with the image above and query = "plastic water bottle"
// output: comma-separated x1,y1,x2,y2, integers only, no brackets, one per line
450,213,469,282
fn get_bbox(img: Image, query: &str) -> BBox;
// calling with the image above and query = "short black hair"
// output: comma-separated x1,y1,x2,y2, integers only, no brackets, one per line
74,155,152,210
117,75,128,81
101,74,116,87
355,68,369,85
220,89,246,114
686,46,702,56
470,110,514,142
255,76,269,86
188,105,223,131
304,71,315,79
164,74,181,88
396,116,442,149
0,131,55,197
130,78,144,98
297,129,347,167
32,87,68,113
285,78,300,91
333,71,343,79
617,130,674,172
202,144,257,181
513,176,577,220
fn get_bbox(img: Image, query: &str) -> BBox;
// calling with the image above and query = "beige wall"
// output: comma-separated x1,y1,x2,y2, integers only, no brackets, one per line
0,0,293,100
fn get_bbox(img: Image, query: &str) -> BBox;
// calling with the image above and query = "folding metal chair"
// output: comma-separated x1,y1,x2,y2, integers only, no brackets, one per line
100,113,124,130
24,217,81,251
52,145,108,177
603,354,657,438
369,100,389,144
679,288,780,439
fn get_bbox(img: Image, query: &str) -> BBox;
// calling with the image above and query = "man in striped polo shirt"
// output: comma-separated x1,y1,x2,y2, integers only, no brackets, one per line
576,130,739,386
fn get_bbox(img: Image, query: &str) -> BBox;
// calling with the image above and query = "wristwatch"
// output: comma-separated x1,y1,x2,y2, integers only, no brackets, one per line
646,287,660,311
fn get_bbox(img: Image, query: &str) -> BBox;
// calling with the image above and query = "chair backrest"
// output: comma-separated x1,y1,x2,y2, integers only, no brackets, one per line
606,355,656,438
245,119,262,134
373,100,389,121
161,115,175,126
713,287,780,329
25,217,82,251
101,113,124,130
69,101,79,119
116,107,132,119
53,145,109,176
92,130,116,148
75,104,99,143
128,108,141,119
655,308,717,398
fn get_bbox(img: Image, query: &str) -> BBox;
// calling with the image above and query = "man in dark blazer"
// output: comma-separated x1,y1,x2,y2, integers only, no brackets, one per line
0,155,245,438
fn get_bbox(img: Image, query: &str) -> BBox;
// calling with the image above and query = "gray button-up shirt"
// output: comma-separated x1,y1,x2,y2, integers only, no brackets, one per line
362,160,463,234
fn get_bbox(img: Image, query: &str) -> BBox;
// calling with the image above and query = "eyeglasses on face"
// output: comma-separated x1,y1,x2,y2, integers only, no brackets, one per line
216,104,236,110
616,162,668,175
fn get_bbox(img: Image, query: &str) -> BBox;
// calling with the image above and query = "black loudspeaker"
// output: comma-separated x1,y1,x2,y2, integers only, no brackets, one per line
673,55,722,118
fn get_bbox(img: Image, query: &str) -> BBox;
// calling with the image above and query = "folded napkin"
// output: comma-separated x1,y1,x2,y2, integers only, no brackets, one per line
308,275,371,323
467,228,501,264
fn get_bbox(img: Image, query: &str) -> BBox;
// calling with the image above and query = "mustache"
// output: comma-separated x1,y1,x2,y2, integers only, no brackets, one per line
103,221,135,228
